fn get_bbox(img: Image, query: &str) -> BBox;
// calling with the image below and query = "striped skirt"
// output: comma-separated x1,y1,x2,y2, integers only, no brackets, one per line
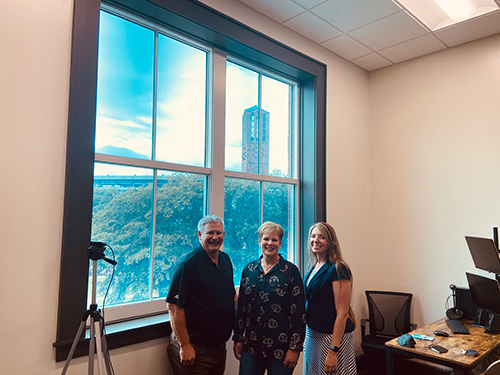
303,326,357,375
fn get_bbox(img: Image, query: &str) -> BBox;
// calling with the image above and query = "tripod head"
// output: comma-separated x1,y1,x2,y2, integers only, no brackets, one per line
88,242,117,266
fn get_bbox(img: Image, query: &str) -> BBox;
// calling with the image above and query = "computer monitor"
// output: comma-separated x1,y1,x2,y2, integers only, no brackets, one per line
455,287,479,320
466,272,500,315
465,236,500,275
466,272,500,334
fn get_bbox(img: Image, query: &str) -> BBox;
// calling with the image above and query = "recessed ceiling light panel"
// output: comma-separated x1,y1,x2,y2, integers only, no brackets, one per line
393,0,500,30
434,0,475,20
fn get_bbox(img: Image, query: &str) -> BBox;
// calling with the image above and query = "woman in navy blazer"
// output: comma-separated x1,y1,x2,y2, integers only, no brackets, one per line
303,223,357,375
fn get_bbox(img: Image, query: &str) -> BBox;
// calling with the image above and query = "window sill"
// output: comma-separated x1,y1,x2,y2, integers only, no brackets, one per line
53,313,171,362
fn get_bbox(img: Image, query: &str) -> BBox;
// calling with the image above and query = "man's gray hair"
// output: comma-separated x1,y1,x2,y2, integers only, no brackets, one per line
197,214,224,232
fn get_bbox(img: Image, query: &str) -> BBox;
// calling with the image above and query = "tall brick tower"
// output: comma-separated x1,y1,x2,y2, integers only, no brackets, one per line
241,105,269,174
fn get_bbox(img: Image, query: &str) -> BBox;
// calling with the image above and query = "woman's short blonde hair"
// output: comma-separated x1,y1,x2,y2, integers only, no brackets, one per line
258,221,284,241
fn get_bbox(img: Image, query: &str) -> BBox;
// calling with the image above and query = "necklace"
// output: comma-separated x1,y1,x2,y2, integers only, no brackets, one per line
261,258,279,272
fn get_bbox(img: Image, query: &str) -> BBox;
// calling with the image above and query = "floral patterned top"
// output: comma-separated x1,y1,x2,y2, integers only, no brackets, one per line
233,255,306,359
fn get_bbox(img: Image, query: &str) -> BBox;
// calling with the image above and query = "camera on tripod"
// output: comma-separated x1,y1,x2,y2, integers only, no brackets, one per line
88,242,116,265
61,241,116,375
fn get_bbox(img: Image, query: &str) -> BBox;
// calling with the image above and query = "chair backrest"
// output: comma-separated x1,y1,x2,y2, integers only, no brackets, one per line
481,359,500,375
365,290,413,338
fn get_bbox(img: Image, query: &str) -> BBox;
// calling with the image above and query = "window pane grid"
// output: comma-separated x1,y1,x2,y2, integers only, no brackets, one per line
89,6,299,320
90,164,208,308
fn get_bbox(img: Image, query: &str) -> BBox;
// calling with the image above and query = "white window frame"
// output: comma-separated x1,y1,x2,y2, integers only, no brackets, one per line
94,5,300,323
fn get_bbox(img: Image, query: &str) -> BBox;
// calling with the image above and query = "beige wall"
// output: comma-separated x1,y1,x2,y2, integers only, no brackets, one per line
2,0,499,374
369,33,500,326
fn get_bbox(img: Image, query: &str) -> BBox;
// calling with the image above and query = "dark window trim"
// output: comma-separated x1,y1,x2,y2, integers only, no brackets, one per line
55,0,326,361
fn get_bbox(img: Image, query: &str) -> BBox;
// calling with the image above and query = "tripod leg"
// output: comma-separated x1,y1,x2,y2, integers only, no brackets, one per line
99,319,115,375
61,320,87,375
94,318,106,375
89,316,95,375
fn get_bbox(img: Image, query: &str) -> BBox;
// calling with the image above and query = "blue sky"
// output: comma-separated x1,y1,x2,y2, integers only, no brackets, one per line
95,10,293,176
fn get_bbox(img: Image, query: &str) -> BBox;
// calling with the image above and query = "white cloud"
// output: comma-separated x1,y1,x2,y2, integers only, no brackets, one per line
95,115,152,157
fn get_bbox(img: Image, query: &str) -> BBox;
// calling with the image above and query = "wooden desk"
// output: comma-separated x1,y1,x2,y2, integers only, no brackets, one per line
385,318,500,375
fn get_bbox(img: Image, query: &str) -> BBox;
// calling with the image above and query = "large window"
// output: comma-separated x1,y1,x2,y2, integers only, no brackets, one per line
90,8,299,320
55,0,325,362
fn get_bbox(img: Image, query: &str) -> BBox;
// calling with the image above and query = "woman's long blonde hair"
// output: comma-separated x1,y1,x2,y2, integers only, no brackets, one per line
308,222,356,328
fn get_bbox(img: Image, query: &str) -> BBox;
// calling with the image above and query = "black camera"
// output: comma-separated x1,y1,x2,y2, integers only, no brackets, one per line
87,242,116,265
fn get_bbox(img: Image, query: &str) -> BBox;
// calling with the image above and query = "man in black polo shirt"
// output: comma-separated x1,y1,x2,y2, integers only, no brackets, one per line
167,215,236,375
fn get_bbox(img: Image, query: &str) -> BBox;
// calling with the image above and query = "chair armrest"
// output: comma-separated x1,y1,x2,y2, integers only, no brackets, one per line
361,318,369,337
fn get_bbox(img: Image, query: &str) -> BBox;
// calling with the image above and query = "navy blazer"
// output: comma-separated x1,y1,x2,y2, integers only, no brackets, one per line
304,261,354,334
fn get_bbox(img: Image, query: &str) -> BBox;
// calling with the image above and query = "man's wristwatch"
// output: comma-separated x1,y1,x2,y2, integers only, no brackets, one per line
329,344,340,353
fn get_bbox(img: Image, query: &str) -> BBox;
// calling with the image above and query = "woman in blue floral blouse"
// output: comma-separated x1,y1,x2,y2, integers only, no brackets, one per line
233,221,306,375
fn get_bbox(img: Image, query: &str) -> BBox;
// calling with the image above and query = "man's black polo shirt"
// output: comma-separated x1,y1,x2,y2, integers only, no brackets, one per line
166,245,236,346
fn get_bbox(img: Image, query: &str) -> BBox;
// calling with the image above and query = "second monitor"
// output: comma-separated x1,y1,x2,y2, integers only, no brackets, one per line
466,272,500,334
465,236,500,275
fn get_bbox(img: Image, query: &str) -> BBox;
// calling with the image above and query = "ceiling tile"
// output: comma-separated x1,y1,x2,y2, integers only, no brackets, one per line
349,11,429,50
351,53,393,71
321,35,373,61
434,10,500,47
378,34,446,63
239,0,305,23
284,11,343,43
292,0,328,9
310,0,402,32
232,0,500,71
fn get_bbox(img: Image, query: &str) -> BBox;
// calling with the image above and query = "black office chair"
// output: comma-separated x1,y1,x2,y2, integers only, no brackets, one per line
361,291,416,370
